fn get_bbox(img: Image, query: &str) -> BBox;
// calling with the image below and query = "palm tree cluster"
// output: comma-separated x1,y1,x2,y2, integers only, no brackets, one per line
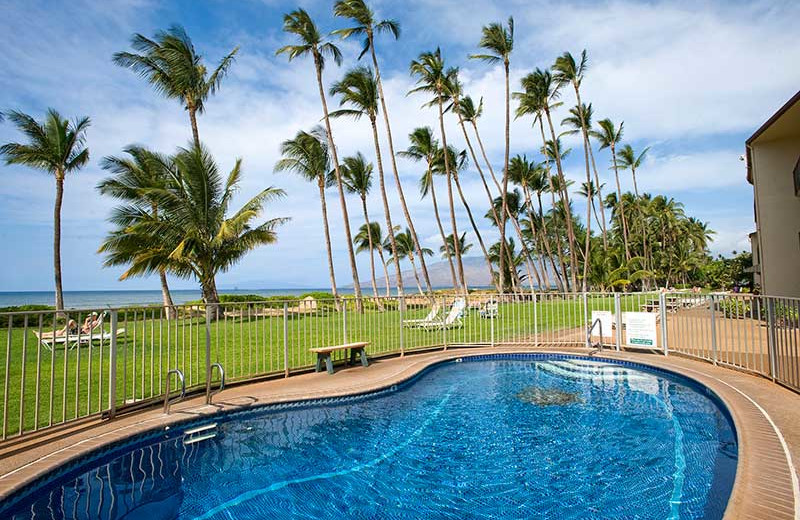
275,2,715,297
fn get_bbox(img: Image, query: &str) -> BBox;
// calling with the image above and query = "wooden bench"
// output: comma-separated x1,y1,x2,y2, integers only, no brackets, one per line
309,342,369,375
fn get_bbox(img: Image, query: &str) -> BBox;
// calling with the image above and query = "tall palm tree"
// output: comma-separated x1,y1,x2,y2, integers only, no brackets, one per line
333,0,434,296
1,109,90,311
553,50,594,289
562,102,607,248
329,65,405,299
355,222,391,296
340,152,382,303
274,127,339,302
97,146,176,317
389,227,432,295
113,25,238,147
409,50,465,292
470,17,514,294
276,9,363,307
100,143,288,307
397,127,458,288
592,118,630,261
618,143,651,276
487,187,542,290
529,162,568,291
515,69,579,290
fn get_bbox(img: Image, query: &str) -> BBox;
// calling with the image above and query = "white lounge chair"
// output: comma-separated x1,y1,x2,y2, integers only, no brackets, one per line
418,299,466,331
479,301,499,319
402,302,442,328
33,312,125,351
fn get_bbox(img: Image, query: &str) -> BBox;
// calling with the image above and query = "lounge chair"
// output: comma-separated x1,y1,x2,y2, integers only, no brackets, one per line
33,312,125,351
479,301,499,319
402,302,442,328
418,299,466,331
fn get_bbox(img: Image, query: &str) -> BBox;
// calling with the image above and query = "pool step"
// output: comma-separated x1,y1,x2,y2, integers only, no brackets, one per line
183,423,218,445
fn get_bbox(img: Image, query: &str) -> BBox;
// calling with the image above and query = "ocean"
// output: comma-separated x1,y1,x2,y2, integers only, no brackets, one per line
0,289,354,309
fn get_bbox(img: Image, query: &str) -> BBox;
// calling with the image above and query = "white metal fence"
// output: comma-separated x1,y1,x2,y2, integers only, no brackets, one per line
1,291,798,440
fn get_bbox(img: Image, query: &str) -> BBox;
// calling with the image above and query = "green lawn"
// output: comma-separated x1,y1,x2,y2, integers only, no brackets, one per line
0,294,651,438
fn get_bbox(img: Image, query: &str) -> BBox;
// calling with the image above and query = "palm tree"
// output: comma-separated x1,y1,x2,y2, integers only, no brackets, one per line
332,0,434,297
355,222,391,296
113,25,238,147
618,143,651,277
441,233,472,264
529,163,568,291
487,187,542,290
340,152,382,303
100,143,288,307
389,227,433,295
553,50,594,289
470,17,513,294
577,180,606,233
0,109,90,311
409,50,465,292
515,69,579,290
274,127,339,302
97,146,176,317
562,102,607,248
276,9,363,307
397,127,458,288
592,118,630,261
329,66,405,300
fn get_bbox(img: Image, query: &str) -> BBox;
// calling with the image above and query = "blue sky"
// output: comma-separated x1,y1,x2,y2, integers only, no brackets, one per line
0,0,798,291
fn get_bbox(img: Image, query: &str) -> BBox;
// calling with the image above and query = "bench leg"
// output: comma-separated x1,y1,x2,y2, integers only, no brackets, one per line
315,354,324,373
324,353,334,374
359,348,369,367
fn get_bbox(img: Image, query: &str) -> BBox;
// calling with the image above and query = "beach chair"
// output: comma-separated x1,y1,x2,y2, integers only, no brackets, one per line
402,301,442,328
33,312,125,351
418,299,466,331
479,300,499,319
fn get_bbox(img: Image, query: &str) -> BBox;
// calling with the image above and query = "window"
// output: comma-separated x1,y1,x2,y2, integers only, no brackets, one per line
795,154,800,196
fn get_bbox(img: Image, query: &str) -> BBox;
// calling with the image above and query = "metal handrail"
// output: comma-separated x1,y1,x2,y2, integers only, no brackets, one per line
587,318,604,352
163,369,185,414
209,363,225,402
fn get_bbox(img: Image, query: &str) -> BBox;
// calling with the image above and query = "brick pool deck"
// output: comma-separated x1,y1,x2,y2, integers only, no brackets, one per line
0,346,798,519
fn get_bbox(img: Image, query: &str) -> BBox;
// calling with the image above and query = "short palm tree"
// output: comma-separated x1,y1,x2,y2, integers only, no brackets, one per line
592,118,630,261
441,233,472,258
389,227,432,295
340,152,382,302
113,25,238,147
274,127,339,302
97,146,176,317
409,49,465,291
0,109,90,311
329,66,406,298
102,143,288,307
331,2,436,295
276,8,364,307
355,222,391,296
470,17,514,293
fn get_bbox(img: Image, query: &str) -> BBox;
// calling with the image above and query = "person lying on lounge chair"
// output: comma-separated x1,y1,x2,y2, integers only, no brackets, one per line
80,312,102,334
39,319,79,339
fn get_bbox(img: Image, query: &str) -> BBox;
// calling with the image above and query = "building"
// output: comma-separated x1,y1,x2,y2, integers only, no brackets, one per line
746,90,800,297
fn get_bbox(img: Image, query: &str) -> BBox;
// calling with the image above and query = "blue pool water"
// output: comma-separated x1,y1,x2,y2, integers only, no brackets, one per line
0,355,737,519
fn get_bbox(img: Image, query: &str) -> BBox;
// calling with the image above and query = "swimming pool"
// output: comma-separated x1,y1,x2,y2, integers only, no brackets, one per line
0,354,737,519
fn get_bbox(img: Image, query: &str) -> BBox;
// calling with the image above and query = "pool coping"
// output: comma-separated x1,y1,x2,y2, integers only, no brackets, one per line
0,346,798,519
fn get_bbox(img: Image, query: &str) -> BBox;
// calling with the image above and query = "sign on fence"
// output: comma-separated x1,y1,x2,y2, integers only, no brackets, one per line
625,312,658,348
590,311,614,340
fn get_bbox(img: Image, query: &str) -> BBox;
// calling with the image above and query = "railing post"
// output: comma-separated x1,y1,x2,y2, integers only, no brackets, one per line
204,305,212,405
582,292,589,330
342,298,348,344
766,298,777,381
533,292,538,346
490,297,495,347
614,293,622,351
283,302,289,378
710,295,718,365
442,296,448,351
108,310,118,419
659,292,669,356
399,295,405,357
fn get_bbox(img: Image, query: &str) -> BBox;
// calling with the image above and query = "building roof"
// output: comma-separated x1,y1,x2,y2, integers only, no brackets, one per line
746,89,800,184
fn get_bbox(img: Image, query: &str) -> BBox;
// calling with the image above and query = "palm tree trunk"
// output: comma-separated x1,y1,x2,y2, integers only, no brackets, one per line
159,270,176,319
407,253,424,295
317,178,339,302
369,40,433,296
537,121,571,292
587,142,608,250
436,95,465,292
369,116,406,299
313,53,363,309
452,172,497,290
377,248,391,297
360,196,383,308
543,107,579,292
501,59,513,295
611,145,631,261
427,169,459,289
471,121,502,193
53,174,65,312
188,105,200,148
521,185,552,290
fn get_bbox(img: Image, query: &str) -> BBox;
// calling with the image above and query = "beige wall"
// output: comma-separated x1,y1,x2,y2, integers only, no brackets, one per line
752,137,800,297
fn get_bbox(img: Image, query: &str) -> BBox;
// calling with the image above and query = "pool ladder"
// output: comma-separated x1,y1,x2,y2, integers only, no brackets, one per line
586,319,604,352
183,422,218,445
163,369,186,414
